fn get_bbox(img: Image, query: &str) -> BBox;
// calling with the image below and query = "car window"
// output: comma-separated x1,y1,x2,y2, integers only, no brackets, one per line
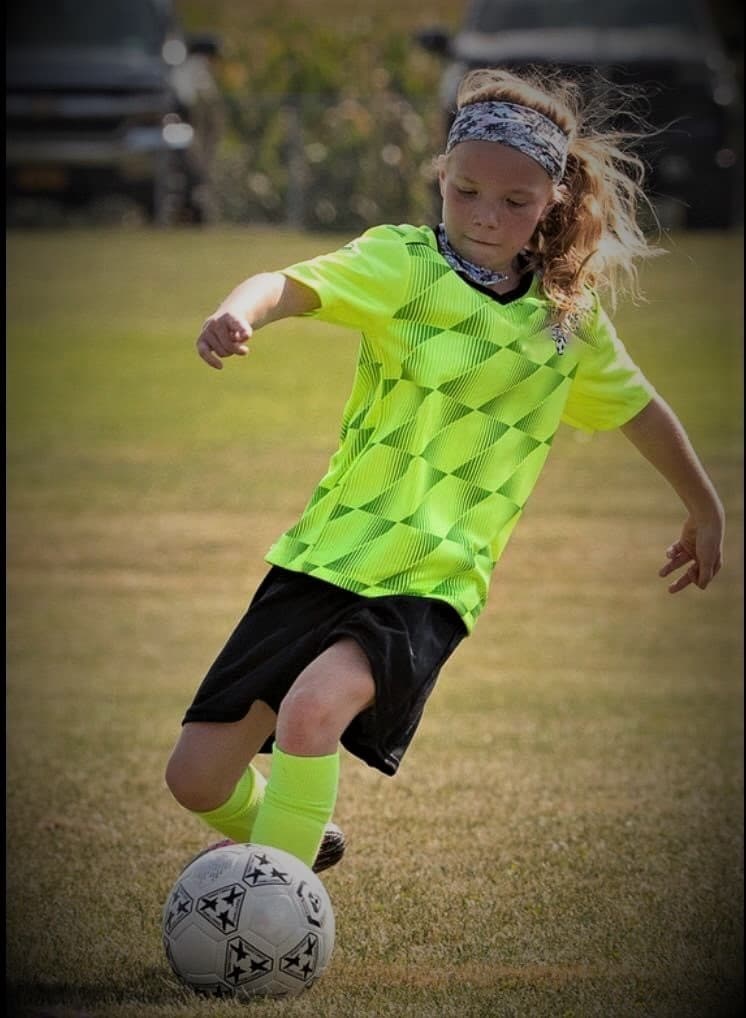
467,0,701,32
7,0,163,54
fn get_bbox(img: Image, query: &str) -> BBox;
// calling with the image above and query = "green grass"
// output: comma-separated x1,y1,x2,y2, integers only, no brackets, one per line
6,227,744,1018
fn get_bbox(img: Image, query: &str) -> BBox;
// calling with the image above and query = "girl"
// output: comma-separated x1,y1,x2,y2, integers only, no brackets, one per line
165,67,724,874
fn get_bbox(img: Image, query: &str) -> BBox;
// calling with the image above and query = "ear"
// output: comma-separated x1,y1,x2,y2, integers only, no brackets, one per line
436,155,447,199
438,174,446,200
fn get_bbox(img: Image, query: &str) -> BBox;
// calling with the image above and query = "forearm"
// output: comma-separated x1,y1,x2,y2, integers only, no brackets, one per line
197,272,319,369
621,396,724,523
214,271,318,330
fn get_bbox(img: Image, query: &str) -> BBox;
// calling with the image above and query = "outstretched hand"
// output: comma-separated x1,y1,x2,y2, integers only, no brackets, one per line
658,514,724,593
197,311,251,370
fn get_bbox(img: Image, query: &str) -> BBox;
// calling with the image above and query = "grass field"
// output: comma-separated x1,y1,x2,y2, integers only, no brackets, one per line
6,227,744,1018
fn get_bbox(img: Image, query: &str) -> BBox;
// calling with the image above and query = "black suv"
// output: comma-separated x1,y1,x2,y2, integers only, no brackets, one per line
6,0,224,224
417,0,743,229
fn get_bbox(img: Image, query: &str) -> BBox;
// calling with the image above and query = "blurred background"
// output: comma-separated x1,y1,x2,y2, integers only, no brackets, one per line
5,0,744,231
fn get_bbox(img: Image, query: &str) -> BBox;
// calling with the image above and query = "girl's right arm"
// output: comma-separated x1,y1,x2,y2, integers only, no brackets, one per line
196,272,320,370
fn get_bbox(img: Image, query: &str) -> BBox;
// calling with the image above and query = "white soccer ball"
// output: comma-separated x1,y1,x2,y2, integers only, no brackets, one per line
162,842,335,1000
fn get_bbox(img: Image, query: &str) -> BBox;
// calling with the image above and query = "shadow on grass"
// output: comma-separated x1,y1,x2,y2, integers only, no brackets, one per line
6,966,195,1017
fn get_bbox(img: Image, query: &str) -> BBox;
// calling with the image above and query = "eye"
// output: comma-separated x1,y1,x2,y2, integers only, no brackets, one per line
506,199,527,209
455,186,476,196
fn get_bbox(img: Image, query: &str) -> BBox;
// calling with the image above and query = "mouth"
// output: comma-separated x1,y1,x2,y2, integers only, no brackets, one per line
466,237,499,248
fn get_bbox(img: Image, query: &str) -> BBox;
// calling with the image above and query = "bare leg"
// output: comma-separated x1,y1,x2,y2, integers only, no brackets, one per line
276,637,375,755
250,638,375,865
165,637,374,839
165,699,276,812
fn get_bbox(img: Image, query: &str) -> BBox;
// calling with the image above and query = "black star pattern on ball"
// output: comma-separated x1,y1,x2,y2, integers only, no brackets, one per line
280,932,319,983
224,936,273,986
243,850,292,886
164,884,193,934
196,883,245,934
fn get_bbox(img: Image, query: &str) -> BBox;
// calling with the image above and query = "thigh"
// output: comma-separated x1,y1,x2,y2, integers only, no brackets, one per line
276,638,376,754
286,637,375,717
327,594,467,775
182,567,358,725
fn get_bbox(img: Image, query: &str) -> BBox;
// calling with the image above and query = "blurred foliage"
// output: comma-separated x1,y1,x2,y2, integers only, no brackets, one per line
177,2,454,228
174,0,463,43
176,1,742,230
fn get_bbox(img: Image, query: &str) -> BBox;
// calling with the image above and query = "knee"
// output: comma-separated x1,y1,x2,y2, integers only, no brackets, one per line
276,685,343,756
275,640,375,755
164,752,195,809
164,751,222,813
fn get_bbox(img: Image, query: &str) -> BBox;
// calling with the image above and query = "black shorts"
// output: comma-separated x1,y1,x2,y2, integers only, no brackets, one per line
183,566,467,775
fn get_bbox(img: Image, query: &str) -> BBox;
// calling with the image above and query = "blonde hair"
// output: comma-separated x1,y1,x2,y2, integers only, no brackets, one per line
453,67,663,320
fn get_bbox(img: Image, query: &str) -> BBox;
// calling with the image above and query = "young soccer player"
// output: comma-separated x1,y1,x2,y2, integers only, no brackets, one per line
165,67,724,874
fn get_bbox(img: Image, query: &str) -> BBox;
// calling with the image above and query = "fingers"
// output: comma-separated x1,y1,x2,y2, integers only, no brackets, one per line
692,551,722,591
658,542,692,579
197,312,251,369
666,564,698,594
196,332,224,370
659,540,723,593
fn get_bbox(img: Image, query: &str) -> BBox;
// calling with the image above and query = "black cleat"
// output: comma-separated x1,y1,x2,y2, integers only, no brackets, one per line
312,821,346,874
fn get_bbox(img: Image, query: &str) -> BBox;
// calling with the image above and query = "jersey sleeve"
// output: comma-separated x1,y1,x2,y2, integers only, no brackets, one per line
281,224,411,332
561,297,657,433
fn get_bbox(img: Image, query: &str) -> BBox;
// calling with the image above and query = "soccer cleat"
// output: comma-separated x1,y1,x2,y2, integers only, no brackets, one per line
311,821,346,874
184,822,346,874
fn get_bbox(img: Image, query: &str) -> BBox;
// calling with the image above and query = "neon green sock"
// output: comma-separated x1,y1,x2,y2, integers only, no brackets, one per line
250,745,340,868
193,764,266,842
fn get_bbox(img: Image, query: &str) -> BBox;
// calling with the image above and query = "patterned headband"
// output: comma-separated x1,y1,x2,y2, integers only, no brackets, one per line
446,100,569,183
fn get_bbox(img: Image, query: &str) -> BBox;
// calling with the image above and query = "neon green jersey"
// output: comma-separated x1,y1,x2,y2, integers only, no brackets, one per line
266,224,655,632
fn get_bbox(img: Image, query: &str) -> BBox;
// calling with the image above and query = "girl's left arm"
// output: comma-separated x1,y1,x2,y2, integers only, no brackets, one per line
621,395,725,593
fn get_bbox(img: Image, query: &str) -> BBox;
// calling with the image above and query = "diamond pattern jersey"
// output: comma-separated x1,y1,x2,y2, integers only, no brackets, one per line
265,224,656,632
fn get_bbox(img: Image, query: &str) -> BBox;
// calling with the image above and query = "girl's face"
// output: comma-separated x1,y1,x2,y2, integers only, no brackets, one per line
439,140,554,272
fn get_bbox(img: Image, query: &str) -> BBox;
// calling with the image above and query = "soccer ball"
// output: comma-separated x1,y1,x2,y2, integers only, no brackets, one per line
162,842,335,1000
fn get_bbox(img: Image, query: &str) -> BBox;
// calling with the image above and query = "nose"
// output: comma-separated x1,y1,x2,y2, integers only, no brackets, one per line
472,200,500,228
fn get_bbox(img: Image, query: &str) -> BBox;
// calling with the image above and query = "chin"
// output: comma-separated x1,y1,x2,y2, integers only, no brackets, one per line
468,245,506,269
